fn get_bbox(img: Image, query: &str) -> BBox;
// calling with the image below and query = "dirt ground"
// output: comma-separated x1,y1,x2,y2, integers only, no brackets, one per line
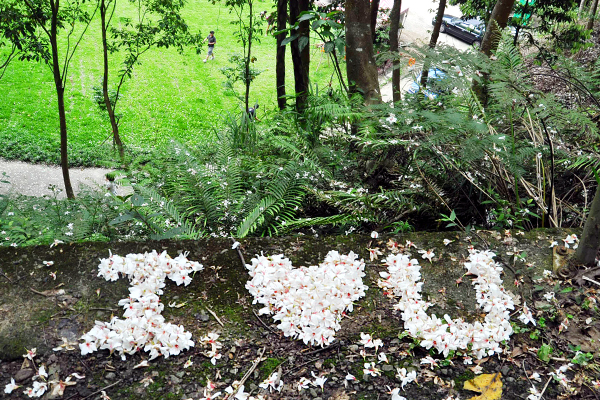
1,230,599,400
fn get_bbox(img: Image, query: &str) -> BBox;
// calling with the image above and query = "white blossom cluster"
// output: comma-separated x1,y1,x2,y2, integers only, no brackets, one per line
4,348,85,398
245,251,368,346
378,249,514,359
80,250,203,360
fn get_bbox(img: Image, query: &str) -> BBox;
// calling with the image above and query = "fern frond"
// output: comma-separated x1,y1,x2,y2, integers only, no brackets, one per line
136,186,206,239
236,163,308,237
276,213,362,233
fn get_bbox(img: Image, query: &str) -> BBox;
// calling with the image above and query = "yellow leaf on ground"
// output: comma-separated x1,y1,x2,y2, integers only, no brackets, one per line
464,373,502,400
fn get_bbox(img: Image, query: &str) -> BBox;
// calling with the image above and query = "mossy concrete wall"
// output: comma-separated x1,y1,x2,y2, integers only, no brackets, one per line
0,230,566,361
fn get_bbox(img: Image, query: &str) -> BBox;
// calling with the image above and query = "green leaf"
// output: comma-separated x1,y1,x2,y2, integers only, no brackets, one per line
311,19,327,30
272,28,289,36
571,351,593,365
593,165,600,185
109,213,135,226
298,36,309,52
131,194,145,207
560,287,574,293
538,344,553,362
281,33,298,46
297,13,316,22
324,41,334,53
150,227,184,240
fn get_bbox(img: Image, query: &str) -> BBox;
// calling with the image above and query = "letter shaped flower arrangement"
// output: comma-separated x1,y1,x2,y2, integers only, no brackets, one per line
378,249,514,359
245,251,368,347
79,251,203,360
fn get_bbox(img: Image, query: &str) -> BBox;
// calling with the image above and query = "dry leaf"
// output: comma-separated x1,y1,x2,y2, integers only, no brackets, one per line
511,346,524,358
464,373,502,400
133,360,149,369
49,378,76,397
140,376,154,387
31,287,66,296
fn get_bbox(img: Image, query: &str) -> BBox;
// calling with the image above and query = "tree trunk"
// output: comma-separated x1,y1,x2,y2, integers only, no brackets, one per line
473,0,516,106
512,25,521,45
420,0,446,88
345,0,381,104
100,0,124,160
579,0,588,18
50,0,74,199
389,0,401,102
289,0,310,112
370,0,380,43
480,0,516,57
245,0,253,112
512,0,529,45
276,0,287,110
576,186,600,266
587,0,599,30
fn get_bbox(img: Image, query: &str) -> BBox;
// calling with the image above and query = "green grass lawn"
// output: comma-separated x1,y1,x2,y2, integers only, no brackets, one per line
0,0,345,166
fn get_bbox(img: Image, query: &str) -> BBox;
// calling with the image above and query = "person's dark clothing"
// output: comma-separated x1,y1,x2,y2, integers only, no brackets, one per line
248,107,257,121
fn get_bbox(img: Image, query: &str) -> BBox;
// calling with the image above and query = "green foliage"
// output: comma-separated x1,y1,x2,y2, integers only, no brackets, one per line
570,347,593,365
0,183,135,248
136,139,313,238
219,53,263,101
278,10,347,92
538,343,553,362
92,84,120,113
346,37,598,230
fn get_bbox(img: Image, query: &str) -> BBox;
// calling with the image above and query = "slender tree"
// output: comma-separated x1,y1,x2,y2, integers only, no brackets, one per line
289,0,310,111
99,0,123,159
346,0,381,104
226,0,263,113
99,0,199,160
19,0,98,199
276,0,287,109
420,0,447,88
579,0,587,17
480,0,516,57
473,0,516,105
587,0,599,29
389,0,401,102
370,0,380,43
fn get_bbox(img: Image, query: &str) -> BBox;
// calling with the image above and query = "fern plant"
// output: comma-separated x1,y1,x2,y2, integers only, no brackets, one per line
129,138,317,238
340,37,598,230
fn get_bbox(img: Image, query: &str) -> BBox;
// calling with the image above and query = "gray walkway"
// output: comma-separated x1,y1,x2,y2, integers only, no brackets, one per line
0,159,112,198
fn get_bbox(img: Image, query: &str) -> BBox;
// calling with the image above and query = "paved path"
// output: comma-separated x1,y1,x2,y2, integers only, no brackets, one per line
0,159,112,198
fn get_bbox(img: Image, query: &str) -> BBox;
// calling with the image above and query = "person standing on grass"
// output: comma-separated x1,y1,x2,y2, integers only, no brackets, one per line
203,31,217,62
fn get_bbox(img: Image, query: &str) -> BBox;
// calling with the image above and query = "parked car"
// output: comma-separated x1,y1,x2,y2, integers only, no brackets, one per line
432,15,484,47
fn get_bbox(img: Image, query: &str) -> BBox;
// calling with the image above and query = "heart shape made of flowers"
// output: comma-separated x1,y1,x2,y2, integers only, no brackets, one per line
246,251,368,346
378,249,514,359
